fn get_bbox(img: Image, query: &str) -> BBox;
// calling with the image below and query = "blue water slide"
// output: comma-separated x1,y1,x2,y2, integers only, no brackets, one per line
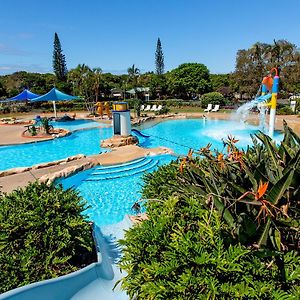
0,219,131,300
131,128,150,138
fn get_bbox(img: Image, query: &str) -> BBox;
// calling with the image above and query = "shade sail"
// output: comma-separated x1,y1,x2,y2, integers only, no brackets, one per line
1,89,40,102
30,87,80,102
30,87,80,118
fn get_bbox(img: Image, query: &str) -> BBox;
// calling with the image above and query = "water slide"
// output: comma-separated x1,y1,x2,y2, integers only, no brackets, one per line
0,218,131,300
131,128,150,138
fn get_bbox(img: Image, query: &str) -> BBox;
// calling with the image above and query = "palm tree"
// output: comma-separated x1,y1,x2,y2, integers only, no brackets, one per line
127,64,140,91
91,67,102,102
67,64,91,96
127,64,140,78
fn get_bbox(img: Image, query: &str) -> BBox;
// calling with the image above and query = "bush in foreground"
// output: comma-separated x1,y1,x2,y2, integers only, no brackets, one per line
0,182,96,293
118,123,300,299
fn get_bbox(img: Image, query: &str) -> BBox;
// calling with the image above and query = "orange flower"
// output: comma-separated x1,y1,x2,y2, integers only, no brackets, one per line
256,181,269,200
179,157,187,173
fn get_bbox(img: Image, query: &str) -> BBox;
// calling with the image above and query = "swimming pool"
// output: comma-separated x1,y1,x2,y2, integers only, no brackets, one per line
137,118,283,155
60,154,175,226
0,118,282,171
0,127,112,171
50,119,109,131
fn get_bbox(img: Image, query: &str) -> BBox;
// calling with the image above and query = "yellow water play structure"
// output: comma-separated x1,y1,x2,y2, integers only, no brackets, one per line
95,101,111,119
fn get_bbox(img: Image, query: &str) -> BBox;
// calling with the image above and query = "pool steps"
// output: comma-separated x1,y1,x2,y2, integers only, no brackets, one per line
84,158,158,181
94,157,146,171
91,158,152,175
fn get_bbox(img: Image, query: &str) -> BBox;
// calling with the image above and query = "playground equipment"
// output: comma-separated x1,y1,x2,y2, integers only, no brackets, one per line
236,68,279,138
95,102,111,119
95,101,104,117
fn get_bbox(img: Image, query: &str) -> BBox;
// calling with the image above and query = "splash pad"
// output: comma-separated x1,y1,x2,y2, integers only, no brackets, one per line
234,68,279,138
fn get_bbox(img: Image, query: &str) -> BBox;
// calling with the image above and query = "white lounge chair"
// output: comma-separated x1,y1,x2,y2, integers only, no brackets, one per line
140,105,145,111
155,105,162,111
144,105,151,111
204,104,212,112
211,104,220,112
151,105,157,111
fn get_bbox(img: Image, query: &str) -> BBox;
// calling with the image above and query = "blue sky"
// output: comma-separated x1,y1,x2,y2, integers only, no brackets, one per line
1,0,299,75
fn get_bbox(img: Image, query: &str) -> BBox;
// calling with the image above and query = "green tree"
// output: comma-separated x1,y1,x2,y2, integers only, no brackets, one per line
0,81,8,98
127,64,140,94
167,63,211,99
91,67,102,102
53,32,68,81
201,91,227,108
155,38,164,75
233,40,300,98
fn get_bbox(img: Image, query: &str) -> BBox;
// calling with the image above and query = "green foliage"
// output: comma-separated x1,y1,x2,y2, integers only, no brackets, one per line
155,106,170,115
233,40,300,97
155,38,164,75
41,117,54,134
201,92,227,107
119,198,299,299
128,98,142,117
0,182,96,293
53,32,68,81
119,123,300,298
28,125,37,136
0,106,11,114
167,63,211,99
277,106,295,115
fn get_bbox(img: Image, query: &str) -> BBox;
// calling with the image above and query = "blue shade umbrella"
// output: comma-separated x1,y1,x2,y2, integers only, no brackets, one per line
1,89,40,102
30,87,80,118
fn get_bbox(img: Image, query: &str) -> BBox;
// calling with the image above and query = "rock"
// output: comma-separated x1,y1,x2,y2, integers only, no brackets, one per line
101,135,139,148
0,167,31,177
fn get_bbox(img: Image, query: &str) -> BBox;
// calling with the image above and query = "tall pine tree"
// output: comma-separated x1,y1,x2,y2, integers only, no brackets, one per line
155,38,164,75
53,32,68,81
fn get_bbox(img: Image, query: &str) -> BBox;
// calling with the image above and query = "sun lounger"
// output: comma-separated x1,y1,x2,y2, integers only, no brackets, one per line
140,105,145,111
204,104,212,112
151,105,157,111
211,104,220,112
144,105,151,111
155,105,162,111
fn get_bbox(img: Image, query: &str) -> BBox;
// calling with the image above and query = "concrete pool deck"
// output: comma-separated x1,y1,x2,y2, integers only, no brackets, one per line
0,145,172,193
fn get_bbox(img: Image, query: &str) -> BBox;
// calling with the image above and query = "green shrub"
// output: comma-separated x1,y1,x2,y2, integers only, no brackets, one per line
119,197,300,299
0,182,96,293
0,106,11,114
119,123,300,299
155,106,170,115
277,106,294,115
201,92,227,108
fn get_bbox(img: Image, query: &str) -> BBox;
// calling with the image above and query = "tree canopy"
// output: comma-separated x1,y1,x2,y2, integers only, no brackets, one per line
167,63,211,99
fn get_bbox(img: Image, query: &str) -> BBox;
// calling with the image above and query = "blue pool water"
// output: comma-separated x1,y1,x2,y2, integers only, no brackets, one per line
61,155,175,225
0,127,112,170
1,118,282,225
137,119,283,155
50,119,109,131
0,118,282,171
